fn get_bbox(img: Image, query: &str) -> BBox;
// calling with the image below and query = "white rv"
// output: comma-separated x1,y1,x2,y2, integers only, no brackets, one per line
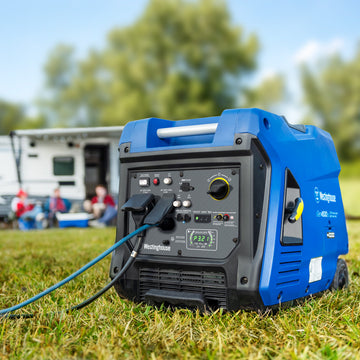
0,126,123,220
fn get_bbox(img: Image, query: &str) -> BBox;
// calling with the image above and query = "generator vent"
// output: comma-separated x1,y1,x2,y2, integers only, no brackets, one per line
139,267,227,309
276,250,302,287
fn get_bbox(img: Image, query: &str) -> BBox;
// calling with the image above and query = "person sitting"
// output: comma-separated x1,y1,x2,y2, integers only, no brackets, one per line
44,187,71,227
11,189,34,219
19,201,45,230
11,190,44,230
84,184,117,228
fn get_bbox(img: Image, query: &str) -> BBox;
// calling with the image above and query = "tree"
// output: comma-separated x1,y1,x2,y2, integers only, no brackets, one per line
0,100,24,134
40,0,262,127
243,74,285,111
39,44,78,126
0,100,47,134
0,99,46,134
301,47,360,160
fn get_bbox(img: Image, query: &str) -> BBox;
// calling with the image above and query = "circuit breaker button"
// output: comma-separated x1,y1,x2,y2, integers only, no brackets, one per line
173,200,182,208
183,200,192,208
163,177,173,185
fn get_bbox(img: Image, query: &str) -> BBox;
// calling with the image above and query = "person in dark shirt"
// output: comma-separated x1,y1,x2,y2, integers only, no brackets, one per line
84,184,117,228
44,188,71,227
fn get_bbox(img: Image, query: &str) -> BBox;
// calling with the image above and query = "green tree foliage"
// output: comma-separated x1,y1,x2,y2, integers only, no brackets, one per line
39,44,79,126
0,100,24,134
301,47,360,160
0,99,46,135
40,0,273,127
244,74,286,110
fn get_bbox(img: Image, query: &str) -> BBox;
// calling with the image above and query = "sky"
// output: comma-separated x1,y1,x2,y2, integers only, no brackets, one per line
0,0,359,123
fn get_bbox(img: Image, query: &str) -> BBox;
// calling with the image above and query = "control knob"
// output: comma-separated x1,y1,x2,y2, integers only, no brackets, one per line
207,178,230,200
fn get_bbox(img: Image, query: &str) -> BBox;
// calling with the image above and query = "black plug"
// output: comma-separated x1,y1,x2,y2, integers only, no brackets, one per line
144,193,175,226
121,194,155,236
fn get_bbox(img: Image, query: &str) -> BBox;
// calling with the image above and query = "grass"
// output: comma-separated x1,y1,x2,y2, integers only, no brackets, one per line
340,178,360,217
340,160,360,179
1,175,359,359
0,224,359,359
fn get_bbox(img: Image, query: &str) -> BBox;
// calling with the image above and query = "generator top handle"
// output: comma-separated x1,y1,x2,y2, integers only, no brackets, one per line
157,123,218,139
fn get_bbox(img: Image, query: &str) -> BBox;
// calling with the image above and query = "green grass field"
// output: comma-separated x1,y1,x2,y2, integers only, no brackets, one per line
340,178,360,217
0,179,359,359
0,224,359,359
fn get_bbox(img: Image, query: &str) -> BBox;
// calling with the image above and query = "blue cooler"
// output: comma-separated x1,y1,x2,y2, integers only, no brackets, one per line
57,213,90,228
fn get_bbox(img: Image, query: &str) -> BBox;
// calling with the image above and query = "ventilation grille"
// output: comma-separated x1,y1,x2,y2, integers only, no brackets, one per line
139,267,227,308
276,250,302,287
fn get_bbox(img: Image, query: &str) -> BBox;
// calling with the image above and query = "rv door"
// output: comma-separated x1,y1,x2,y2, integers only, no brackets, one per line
84,144,109,199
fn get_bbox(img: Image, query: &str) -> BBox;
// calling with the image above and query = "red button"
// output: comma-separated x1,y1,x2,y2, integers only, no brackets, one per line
153,178,160,185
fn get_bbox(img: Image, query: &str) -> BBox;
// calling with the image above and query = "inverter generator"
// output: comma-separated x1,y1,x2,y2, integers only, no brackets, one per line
110,108,349,310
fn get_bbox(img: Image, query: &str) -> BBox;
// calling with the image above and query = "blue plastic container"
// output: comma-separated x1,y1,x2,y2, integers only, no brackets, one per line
57,213,90,228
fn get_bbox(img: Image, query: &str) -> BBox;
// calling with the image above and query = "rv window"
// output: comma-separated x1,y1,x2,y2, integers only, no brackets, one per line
53,156,75,176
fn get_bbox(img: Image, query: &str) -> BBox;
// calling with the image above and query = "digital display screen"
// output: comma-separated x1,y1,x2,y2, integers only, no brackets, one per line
186,229,217,250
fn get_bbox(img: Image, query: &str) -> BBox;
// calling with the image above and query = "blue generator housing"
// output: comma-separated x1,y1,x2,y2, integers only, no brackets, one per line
110,108,349,310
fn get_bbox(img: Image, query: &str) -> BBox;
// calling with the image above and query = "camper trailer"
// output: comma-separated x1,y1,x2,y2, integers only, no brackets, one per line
0,126,123,221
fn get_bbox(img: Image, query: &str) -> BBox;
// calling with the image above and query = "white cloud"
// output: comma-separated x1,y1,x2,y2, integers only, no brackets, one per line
294,41,320,64
294,38,345,64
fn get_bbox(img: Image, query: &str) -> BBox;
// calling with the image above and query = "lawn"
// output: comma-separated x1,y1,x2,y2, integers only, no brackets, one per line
340,178,360,217
0,223,359,359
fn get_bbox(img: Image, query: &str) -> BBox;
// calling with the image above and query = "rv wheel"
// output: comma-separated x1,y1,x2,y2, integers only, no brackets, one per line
330,258,349,290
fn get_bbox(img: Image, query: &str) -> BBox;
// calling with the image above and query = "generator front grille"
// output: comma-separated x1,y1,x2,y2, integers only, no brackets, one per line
139,267,227,308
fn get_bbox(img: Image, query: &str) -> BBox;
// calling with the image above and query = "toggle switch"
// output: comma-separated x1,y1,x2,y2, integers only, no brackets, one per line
139,178,150,187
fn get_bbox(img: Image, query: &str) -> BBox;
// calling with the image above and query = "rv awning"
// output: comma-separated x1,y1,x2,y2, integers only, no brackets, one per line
10,126,124,139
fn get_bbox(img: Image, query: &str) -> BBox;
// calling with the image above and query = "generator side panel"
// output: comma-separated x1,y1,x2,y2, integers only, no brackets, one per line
259,143,348,307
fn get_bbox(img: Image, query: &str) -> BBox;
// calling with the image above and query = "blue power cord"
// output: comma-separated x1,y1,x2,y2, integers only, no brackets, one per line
0,224,152,315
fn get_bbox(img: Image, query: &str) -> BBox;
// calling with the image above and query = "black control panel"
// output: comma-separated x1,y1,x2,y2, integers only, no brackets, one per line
127,167,240,259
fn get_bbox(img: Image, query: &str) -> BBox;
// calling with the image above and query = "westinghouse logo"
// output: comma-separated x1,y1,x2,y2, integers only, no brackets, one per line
314,187,336,204
144,244,171,252
314,187,320,203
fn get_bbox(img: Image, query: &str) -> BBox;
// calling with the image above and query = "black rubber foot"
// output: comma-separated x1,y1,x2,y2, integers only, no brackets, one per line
330,258,349,290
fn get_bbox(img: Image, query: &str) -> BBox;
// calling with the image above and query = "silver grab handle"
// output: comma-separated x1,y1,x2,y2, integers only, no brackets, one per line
157,123,218,139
